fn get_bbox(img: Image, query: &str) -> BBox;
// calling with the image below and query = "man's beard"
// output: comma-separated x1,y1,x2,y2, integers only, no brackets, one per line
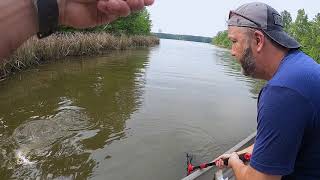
240,47,256,77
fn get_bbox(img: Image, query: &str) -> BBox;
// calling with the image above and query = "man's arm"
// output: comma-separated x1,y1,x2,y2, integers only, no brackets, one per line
237,144,254,154
215,146,281,180
229,152,281,180
214,143,254,168
229,86,312,179
0,0,154,61
0,0,38,61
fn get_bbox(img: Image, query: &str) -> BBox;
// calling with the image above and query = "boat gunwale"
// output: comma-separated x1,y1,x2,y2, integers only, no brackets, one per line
181,131,257,180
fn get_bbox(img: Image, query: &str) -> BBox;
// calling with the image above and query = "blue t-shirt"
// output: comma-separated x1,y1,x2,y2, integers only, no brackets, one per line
250,50,320,179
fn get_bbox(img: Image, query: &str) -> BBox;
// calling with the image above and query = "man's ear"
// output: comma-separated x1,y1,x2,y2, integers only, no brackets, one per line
254,30,265,53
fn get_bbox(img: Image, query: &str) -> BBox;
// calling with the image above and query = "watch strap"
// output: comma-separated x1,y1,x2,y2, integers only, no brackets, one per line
36,0,59,39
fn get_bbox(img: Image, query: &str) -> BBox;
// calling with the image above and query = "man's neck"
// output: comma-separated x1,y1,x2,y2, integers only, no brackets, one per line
257,46,289,81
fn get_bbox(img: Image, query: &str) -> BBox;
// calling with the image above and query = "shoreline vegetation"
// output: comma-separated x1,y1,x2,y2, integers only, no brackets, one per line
212,9,320,63
153,33,212,43
1,9,158,79
2,33,159,79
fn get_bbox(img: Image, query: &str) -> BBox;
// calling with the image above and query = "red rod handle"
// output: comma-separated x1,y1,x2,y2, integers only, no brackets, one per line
187,153,252,175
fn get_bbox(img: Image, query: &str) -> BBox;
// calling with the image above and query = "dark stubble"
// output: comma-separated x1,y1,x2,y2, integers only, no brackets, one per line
240,47,256,77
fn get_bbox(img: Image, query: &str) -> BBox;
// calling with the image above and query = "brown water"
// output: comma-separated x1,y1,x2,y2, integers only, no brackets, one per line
0,39,264,180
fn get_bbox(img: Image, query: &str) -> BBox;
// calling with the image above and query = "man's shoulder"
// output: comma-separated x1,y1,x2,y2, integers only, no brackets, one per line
282,50,319,76
269,50,320,94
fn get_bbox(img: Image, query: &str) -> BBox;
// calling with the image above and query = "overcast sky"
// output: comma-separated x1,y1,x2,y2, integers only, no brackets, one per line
147,0,319,37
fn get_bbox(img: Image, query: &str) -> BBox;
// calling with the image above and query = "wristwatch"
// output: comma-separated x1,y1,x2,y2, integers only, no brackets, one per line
33,0,59,39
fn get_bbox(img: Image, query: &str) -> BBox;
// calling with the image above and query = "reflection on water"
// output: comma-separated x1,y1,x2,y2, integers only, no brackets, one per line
0,50,150,179
214,47,266,99
0,40,264,179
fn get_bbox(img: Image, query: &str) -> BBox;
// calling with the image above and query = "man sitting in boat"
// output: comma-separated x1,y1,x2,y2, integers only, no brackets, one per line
215,2,320,180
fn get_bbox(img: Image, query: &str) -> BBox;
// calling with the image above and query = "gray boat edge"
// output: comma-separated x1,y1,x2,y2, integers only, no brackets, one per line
181,131,257,180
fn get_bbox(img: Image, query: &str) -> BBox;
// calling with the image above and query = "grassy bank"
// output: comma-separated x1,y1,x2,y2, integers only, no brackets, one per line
2,32,159,78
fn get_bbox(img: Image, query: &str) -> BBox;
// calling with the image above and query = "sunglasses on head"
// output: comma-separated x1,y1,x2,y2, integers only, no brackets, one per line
228,10,262,29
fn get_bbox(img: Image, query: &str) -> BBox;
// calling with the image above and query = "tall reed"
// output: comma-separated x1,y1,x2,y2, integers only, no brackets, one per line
2,32,159,78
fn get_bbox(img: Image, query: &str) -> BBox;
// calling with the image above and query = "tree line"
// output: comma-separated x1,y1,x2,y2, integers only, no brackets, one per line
154,33,213,43
58,9,152,36
212,9,320,63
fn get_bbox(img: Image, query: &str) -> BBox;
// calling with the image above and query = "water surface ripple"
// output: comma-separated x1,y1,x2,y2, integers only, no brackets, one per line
0,40,262,179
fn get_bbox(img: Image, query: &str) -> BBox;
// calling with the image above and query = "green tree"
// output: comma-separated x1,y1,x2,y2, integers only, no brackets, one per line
291,9,316,60
212,30,231,48
308,13,320,61
291,9,311,43
103,9,152,35
58,9,152,36
281,10,292,32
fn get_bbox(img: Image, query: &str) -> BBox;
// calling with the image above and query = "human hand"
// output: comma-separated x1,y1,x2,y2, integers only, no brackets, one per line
214,153,232,169
228,152,243,167
58,0,155,28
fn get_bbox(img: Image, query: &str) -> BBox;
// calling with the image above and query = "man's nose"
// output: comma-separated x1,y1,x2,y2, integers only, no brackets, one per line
230,49,236,56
